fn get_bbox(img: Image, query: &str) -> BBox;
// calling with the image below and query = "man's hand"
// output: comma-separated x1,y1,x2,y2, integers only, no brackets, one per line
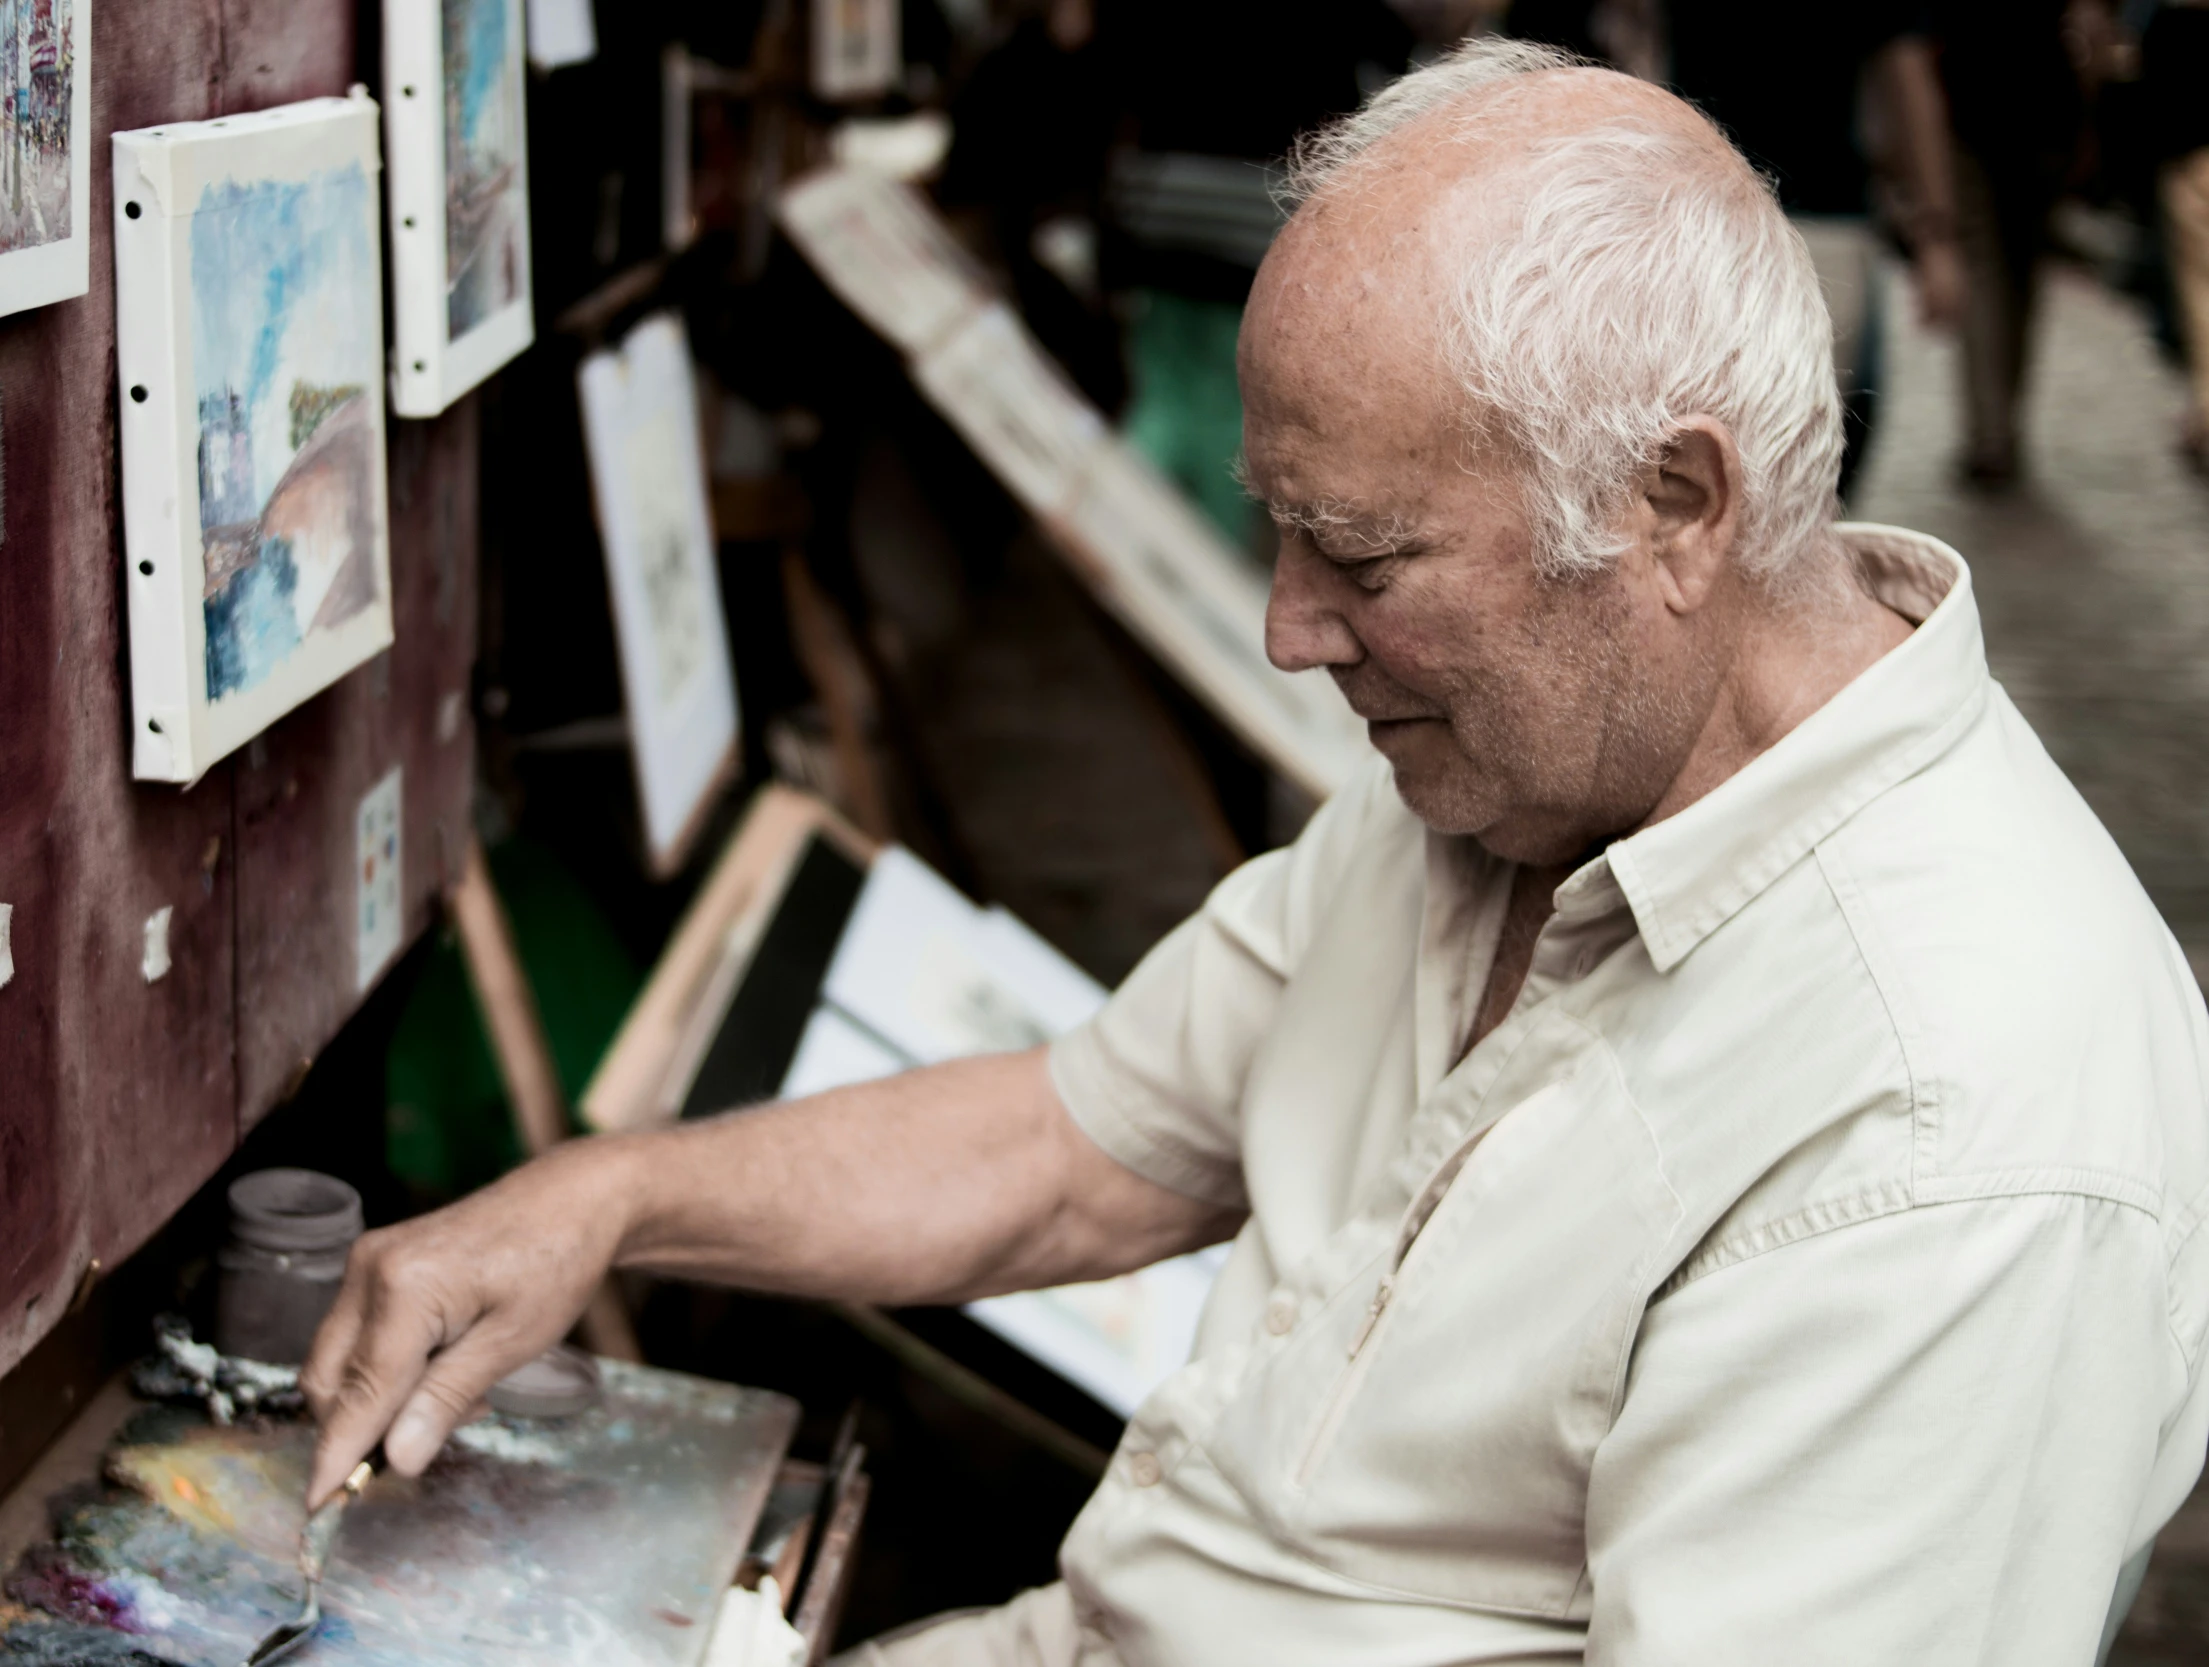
300,1140,633,1507
298,1049,1238,1510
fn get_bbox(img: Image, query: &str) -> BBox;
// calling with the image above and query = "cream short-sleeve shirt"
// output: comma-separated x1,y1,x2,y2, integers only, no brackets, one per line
1020,528,2209,1666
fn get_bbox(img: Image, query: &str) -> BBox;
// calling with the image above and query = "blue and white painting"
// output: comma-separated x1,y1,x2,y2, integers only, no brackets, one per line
192,162,383,701
0,0,74,257
443,0,522,339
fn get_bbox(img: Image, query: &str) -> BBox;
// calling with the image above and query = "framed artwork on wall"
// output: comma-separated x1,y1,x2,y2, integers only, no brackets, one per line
0,0,90,318
114,93,394,784
384,0,532,418
577,312,739,876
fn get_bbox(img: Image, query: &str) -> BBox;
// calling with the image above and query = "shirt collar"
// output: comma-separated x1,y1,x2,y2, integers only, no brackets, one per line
1572,524,1989,972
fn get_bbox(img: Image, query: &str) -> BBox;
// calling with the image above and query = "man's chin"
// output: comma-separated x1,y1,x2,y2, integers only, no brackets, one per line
1372,733,1494,839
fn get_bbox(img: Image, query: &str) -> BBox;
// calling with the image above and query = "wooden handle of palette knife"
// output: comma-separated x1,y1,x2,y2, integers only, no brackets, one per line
449,837,643,1363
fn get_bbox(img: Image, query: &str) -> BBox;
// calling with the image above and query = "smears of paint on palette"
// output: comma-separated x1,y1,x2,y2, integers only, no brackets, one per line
0,1361,797,1667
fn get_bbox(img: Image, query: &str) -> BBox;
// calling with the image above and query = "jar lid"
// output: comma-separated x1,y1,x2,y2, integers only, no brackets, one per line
226,1169,365,1254
488,1345,602,1419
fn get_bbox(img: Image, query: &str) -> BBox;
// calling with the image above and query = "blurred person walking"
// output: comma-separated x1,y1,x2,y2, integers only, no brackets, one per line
2142,0,2209,472
1508,3,1965,498
1923,0,2097,485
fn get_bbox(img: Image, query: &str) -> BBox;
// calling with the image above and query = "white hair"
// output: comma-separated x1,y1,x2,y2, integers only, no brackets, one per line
1284,38,1845,593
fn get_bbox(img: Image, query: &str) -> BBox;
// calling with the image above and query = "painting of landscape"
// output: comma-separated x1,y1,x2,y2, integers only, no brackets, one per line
0,0,72,258
443,0,523,339
191,161,383,701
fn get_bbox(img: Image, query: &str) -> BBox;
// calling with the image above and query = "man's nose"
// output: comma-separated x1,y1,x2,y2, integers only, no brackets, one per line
1265,540,1363,673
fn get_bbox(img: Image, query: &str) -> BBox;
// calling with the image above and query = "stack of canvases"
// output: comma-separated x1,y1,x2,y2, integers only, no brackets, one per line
0,0,739,890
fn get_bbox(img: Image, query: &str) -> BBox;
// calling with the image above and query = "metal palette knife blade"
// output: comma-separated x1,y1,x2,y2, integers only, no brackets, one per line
240,1456,375,1667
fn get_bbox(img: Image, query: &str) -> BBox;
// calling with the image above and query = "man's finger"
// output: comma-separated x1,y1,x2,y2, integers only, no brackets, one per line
382,1329,544,1476
305,1250,471,1506
299,1257,369,1423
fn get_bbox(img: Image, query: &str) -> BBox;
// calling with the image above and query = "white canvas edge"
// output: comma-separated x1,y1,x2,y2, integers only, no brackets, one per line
386,0,535,419
576,313,740,866
910,300,1104,518
775,164,988,354
114,95,395,785
0,0,91,319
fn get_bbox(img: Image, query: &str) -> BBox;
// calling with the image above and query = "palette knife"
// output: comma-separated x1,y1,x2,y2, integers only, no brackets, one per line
241,1455,375,1667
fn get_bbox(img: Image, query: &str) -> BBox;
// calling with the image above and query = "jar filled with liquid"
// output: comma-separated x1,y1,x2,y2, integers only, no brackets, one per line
213,1168,364,1365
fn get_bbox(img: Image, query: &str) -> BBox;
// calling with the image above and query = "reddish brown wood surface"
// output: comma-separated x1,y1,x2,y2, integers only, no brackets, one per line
234,406,479,1122
0,0,478,1377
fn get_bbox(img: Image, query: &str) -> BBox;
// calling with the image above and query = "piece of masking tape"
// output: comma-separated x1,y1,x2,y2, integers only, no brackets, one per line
142,905,173,984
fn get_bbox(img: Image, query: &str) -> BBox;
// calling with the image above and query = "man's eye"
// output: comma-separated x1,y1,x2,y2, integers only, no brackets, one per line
1338,555,1397,592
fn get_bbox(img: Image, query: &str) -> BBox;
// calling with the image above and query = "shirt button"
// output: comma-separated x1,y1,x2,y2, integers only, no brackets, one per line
1264,1294,1297,1335
1127,1450,1163,1487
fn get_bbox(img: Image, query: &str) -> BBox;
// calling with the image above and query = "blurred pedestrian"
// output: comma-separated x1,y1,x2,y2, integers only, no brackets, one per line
1923,0,2096,485
2142,0,2209,472
1671,7,1965,496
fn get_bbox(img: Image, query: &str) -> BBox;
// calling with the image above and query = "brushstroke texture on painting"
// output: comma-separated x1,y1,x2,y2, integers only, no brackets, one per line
0,0,72,255
191,164,381,701
443,0,521,339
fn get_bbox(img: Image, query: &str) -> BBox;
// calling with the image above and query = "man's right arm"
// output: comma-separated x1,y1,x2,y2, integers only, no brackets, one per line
300,1045,1238,1506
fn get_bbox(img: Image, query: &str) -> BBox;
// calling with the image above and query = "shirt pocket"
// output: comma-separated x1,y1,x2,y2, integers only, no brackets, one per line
1217,1035,1683,1617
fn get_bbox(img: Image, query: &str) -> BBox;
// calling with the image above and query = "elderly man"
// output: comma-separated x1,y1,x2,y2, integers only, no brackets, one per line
305,40,2209,1666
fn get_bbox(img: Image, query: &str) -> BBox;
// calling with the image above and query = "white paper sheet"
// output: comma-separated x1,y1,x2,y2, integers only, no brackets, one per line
356,766,403,990
795,849,1224,1414
526,0,597,69
141,906,173,984
820,846,1088,1065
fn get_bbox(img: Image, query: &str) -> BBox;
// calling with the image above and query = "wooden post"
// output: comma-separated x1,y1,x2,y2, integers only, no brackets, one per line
447,837,643,1362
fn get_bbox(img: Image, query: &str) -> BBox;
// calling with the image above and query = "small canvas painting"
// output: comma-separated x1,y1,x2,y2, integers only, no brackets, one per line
193,164,382,698
577,312,739,874
117,95,394,783
0,0,89,317
388,0,533,416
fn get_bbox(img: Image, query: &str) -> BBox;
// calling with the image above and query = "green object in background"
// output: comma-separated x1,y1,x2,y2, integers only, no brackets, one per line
385,838,643,1202
1122,289,1254,543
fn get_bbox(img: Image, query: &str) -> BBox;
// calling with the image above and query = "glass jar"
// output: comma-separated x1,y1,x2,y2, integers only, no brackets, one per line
213,1168,364,1365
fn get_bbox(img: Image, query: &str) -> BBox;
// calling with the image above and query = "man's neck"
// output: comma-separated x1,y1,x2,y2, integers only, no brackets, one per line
1640,577,1915,835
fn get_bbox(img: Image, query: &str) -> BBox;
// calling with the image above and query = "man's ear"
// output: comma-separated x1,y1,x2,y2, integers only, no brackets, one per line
1643,417,1743,615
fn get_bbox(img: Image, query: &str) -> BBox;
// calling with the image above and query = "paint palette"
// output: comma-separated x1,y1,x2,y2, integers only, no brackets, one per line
1,1361,797,1667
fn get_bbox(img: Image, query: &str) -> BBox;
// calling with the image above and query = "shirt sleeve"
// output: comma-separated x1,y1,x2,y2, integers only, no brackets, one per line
1586,1191,2186,1667
1049,756,1398,1210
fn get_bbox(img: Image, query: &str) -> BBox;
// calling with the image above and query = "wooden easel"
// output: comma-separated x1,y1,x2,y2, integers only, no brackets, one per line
445,838,642,1363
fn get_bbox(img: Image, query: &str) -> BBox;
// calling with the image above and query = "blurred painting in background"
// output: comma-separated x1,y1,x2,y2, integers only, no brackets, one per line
0,0,87,317
443,0,524,337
